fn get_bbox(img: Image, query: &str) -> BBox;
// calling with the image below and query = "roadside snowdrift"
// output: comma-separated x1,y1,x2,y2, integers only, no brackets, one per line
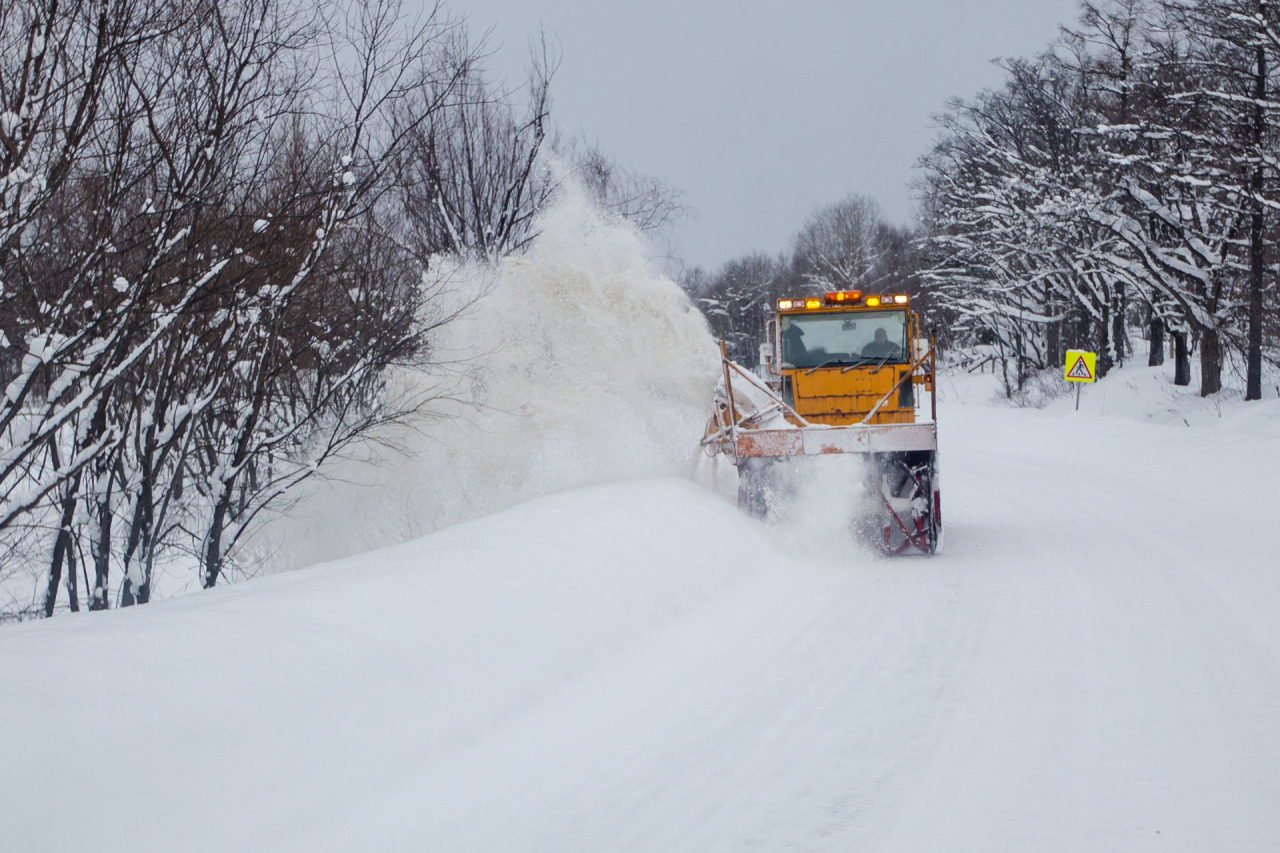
1,480,788,853
251,189,720,571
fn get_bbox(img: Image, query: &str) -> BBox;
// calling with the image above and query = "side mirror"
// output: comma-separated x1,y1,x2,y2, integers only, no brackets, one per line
765,319,780,374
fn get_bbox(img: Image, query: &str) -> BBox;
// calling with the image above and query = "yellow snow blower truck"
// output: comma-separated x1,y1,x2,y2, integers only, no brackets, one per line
703,290,940,554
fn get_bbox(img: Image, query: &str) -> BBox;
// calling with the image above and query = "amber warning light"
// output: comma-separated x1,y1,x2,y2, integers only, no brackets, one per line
823,291,862,304
778,298,824,310
864,294,909,308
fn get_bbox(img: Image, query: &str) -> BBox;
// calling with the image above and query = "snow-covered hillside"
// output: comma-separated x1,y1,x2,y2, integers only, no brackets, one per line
3,362,1279,852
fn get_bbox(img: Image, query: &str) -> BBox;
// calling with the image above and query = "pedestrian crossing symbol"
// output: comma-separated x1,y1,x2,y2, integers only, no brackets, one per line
1064,350,1097,383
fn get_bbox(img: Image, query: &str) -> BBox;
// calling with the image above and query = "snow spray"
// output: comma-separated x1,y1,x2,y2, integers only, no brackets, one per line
251,184,721,570
758,454,878,562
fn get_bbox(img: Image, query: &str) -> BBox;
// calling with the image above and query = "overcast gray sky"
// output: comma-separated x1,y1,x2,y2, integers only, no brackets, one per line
450,0,1084,270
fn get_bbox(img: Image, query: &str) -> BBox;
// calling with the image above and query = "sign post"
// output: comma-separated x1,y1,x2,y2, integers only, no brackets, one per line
1063,349,1097,410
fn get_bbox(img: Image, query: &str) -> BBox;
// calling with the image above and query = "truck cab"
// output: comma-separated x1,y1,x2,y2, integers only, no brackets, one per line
764,291,931,426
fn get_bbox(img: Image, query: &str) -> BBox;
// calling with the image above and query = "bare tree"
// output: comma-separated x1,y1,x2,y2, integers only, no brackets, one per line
686,253,786,368
5,0,479,612
4,0,686,616
394,31,559,261
792,194,885,292
571,140,688,234
185,0,466,589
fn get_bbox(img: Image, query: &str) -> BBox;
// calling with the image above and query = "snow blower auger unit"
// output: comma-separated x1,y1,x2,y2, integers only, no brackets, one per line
702,291,941,555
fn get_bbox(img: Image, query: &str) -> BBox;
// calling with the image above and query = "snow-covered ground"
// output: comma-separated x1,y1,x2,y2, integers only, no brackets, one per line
3,354,1279,852
4,185,1279,851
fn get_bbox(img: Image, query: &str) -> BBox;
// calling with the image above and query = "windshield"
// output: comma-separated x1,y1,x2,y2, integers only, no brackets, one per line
780,309,909,368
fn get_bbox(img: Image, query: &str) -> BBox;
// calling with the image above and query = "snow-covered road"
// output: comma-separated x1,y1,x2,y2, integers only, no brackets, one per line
3,381,1279,852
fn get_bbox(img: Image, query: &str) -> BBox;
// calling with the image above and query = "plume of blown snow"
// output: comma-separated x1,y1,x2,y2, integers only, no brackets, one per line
252,185,721,571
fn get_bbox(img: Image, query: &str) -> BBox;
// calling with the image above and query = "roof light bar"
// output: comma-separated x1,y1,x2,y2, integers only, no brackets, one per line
780,295,866,311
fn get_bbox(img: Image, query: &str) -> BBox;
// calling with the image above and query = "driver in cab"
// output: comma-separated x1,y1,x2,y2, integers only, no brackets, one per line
861,327,902,359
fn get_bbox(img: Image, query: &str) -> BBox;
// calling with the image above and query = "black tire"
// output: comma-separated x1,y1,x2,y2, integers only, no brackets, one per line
926,455,942,554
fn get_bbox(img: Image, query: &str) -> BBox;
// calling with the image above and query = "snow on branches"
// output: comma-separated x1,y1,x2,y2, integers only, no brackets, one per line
920,0,1280,399
0,0,550,616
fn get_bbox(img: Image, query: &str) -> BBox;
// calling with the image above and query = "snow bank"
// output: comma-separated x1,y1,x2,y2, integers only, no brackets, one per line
0,479,796,853
252,186,720,571
938,358,1280,438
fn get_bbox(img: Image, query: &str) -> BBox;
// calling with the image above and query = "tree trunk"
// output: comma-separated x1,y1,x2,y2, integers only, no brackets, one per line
1097,300,1113,378
134,544,151,604
202,418,259,589
44,499,79,617
44,443,81,617
44,511,72,618
202,499,230,589
1173,331,1190,386
1247,182,1265,400
1113,285,1127,368
1200,326,1222,397
1247,39,1266,401
1015,327,1026,392
66,543,79,612
1148,315,1165,367
1247,228,1264,399
201,331,275,589
1046,300,1061,370
202,425,256,589
122,541,152,605
121,460,154,607
88,495,112,611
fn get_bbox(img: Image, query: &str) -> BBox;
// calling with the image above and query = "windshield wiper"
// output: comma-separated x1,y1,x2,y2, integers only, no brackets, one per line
804,358,850,374
841,356,876,373
869,350,897,375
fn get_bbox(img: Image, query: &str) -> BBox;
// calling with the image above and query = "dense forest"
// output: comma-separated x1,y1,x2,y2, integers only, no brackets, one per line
688,0,1280,403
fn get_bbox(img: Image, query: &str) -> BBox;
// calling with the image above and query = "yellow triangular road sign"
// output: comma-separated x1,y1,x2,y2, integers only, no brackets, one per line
1064,350,1097,382
1067,356,1093,380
